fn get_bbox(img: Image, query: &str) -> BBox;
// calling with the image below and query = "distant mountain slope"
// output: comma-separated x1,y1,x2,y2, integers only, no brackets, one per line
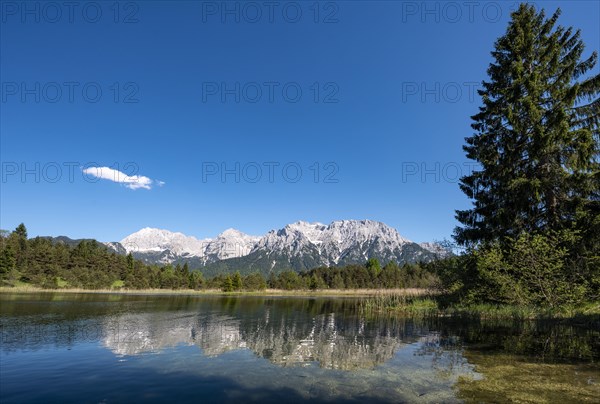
103,220,450,275
43,236,101,248
114,227,260,266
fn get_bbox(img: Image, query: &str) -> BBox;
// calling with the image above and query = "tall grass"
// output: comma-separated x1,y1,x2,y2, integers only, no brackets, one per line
359,291,439,317
0,285,432,297
2,285,597,323
358,292,600,322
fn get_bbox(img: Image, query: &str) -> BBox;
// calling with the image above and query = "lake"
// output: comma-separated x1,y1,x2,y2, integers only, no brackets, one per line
0,293,598,403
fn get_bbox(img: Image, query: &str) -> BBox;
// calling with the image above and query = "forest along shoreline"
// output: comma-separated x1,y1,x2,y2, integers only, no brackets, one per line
0,286,430,297
1,286,598,325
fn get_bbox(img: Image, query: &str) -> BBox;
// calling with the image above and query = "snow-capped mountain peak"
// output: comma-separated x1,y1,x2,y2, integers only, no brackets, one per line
218,228,245,238
250,219,417,266
108,220,447,271
117,227,260,264
205,229,260,260
120,227,209,256
325,220,411,246
284,221,327,244
419,242,452,258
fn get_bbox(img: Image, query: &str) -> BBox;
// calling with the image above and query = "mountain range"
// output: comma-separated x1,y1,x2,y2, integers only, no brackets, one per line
100,220,450,276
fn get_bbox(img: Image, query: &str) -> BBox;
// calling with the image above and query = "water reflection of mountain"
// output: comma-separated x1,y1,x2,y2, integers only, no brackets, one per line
2,295,598,368
102,309,418,370
103,313,245,357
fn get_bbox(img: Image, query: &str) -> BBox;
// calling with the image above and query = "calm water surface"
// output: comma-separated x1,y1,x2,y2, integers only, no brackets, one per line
0,293,598,403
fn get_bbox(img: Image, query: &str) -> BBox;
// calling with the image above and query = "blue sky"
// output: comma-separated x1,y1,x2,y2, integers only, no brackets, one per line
1,1,599,243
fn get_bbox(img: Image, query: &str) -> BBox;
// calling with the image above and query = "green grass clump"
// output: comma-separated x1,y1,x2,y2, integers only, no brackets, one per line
358,292,600,323
359,292,439,317
55,277,69,288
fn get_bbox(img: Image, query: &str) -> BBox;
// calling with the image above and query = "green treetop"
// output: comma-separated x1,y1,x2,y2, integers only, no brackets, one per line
455,4,599,247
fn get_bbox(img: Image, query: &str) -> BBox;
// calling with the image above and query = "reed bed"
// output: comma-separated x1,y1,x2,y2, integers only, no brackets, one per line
358,291,440,317
0,286,432,297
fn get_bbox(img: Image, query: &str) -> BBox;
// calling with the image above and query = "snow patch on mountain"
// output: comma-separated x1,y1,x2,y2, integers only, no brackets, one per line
120,227,209,256
204,229,261,260
418,242,452,258
116,227,260,264
111,220,446,268
251,219,415,265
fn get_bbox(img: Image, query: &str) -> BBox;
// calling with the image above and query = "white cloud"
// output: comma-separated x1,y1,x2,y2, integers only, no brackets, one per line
82,167,163,190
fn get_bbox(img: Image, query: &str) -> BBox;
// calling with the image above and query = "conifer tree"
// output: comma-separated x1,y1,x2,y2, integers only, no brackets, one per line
0,245,16,275
455,4,599,247
222,275,233,292
12,223,28,270
232,271,243,291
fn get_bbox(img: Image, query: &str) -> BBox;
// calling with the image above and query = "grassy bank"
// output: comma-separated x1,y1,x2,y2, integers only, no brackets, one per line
0,285,430,298
2,286,597,323
358,292,600,323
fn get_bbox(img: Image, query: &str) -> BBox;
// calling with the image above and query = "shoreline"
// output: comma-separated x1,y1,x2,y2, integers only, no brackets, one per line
0,286,430,298
2,287,596,323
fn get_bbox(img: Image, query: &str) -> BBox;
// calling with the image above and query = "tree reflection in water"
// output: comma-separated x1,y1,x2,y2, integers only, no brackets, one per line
1,294,598,402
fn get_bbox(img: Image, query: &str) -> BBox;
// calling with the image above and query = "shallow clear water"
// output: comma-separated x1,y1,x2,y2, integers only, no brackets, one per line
1,293,598,403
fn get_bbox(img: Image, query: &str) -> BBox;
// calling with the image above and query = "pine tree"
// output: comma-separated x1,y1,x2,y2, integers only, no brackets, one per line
188,270,204,290
366,258,381,278
14,223,27,239
222,275,233,292
309,273,320,290
232,271,243,291
126,253,134,271
455,4,599,247
268,272,278,288
12,223,28,270
0,245,16,275
332,274,345,289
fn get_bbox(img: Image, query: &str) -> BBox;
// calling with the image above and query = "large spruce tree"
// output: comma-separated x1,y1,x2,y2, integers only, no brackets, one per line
455,4,599,247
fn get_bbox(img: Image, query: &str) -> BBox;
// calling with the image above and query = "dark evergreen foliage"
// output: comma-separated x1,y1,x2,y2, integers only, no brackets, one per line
0,224,438,291
449,5,599,307
455,4,599,247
